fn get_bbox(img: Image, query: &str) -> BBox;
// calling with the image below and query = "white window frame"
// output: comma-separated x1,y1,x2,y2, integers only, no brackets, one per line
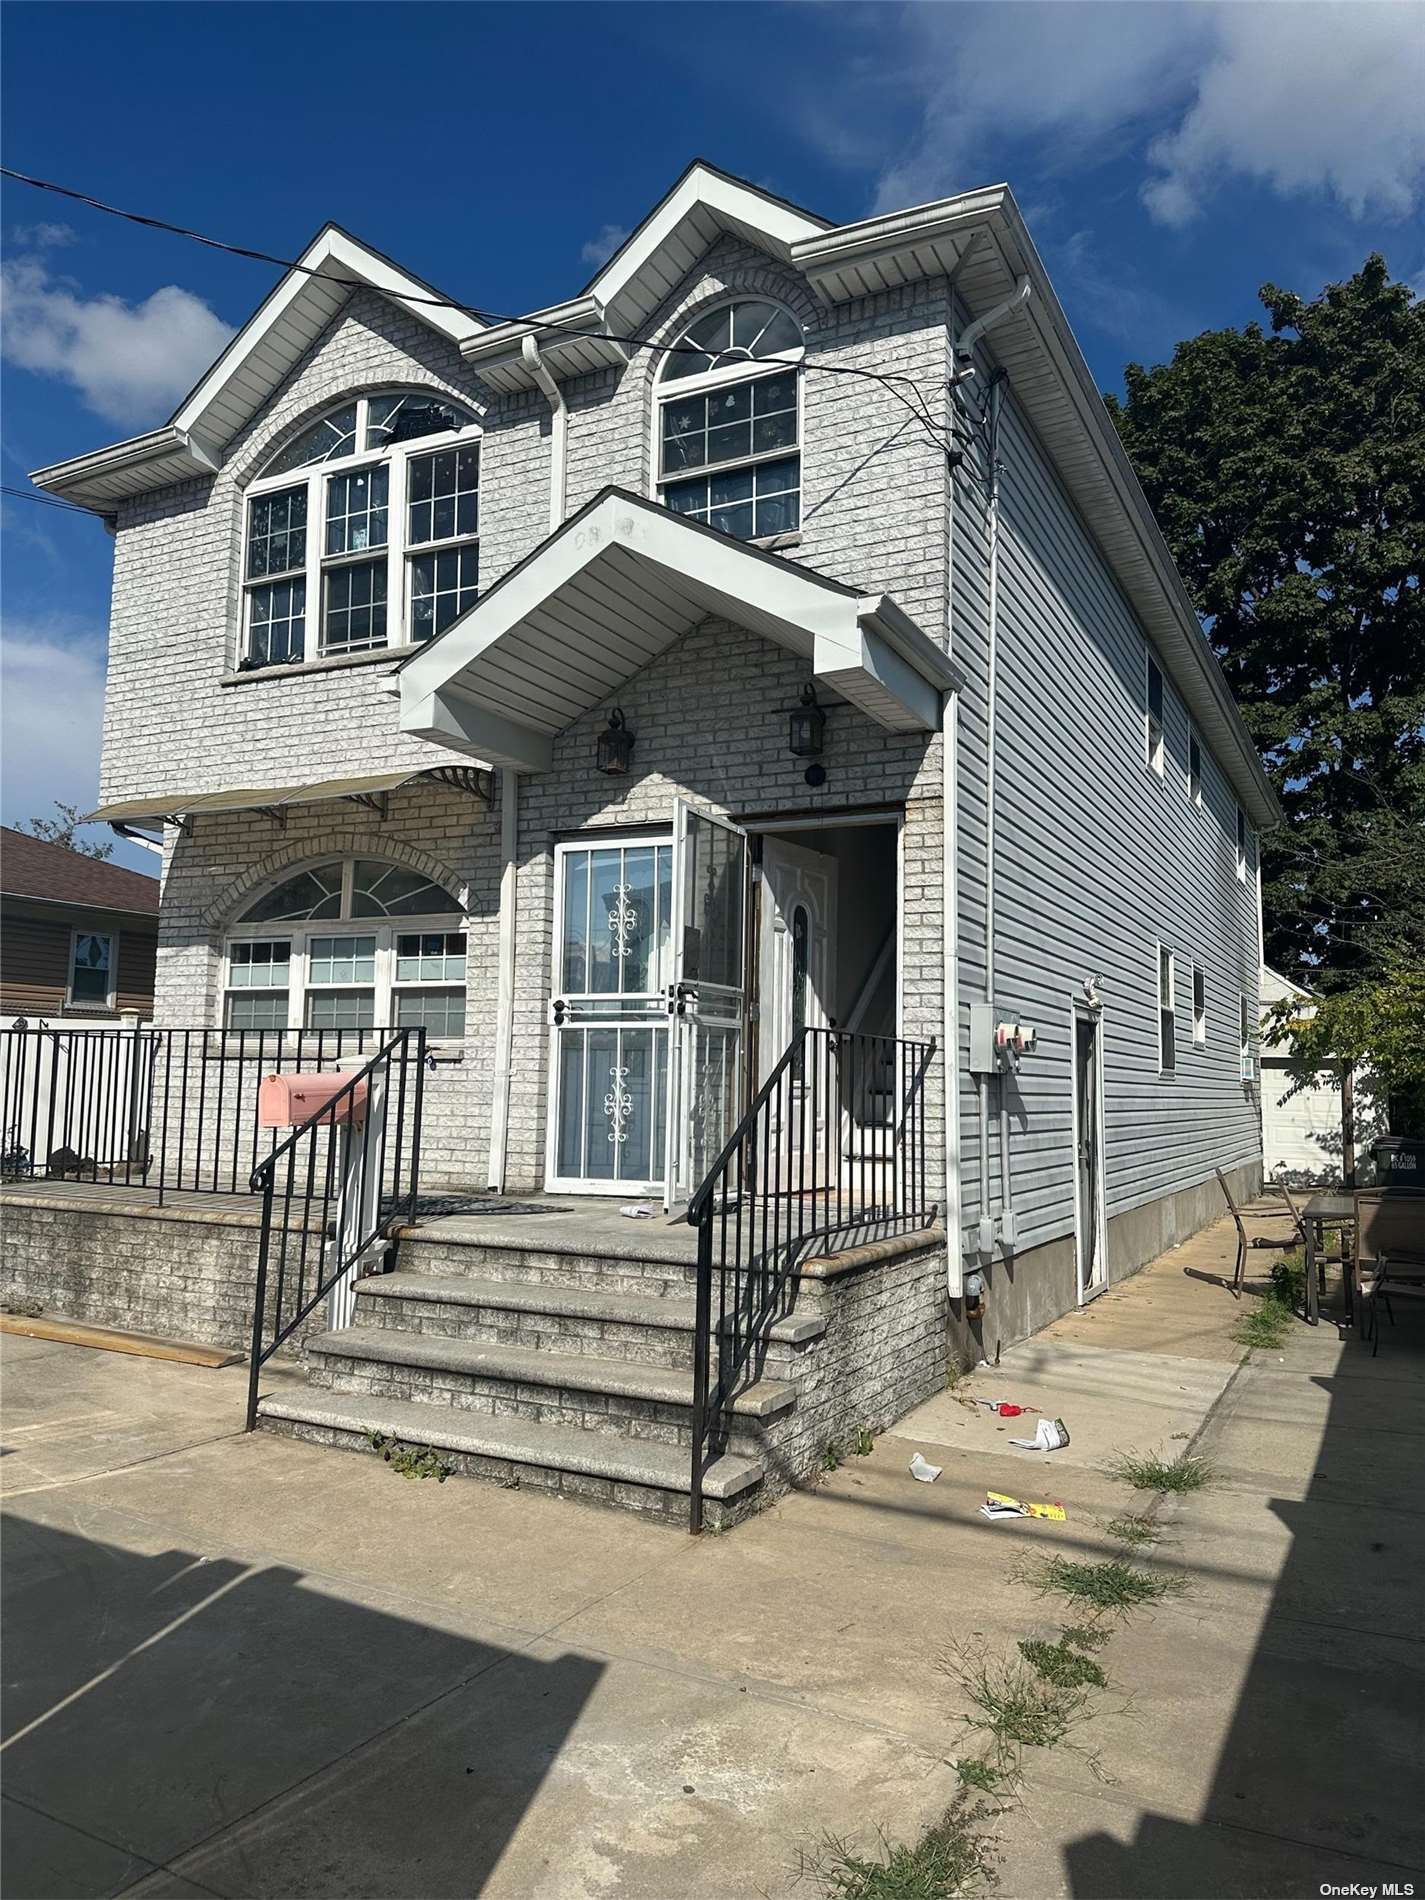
240,391,481,669
1144,652,1165,777
1236,805,1250,881
66,927,118,1011
1188,729,1203,807
1157,942,1176,1075
1240,992,1256,1081
1192,963,1206,1044
652,299,805,543
221,858,467,1041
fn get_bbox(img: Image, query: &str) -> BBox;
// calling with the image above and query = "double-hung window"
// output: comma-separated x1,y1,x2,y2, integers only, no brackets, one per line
222,857,467,1039
1158,945,1176,1074
1240,994,1255,1081
1188,732,1202,806
1236,805,1250,880
240,392,480,669
68,930,116,1010
657,299,804,542
1145,654,1165,776
1192,964,1207,1044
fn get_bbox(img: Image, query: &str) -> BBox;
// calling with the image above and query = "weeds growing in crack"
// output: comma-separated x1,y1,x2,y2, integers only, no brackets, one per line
1107,1449,1215,1495
1017,1555,1189,1618
795,1791,1000,1898
942,1647,1096,1768
1104,1513,1161,1548
1060,1623,1112,1652
1017,1636,1108,1690
1233,1296,1294,1351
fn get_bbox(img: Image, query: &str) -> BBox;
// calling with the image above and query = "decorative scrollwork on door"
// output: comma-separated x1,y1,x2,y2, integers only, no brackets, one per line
603,1064,633,1146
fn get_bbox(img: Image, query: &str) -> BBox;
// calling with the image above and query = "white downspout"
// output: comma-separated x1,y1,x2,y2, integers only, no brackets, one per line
942,687,963,1296
486,767,520,1191
521,335,567,532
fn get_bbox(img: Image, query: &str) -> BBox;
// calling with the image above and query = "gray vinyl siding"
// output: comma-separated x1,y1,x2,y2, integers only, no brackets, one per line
952,363,1261,1259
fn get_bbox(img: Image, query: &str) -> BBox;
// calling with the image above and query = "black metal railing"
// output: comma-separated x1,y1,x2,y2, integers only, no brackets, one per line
0,1025,409,1203
685,1025,937,1533
245,1026,426,1428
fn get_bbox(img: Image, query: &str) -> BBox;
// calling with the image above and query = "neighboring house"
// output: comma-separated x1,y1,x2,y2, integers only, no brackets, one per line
0,827,159,1021
31,159,1278,1349
1259,965,1379,1184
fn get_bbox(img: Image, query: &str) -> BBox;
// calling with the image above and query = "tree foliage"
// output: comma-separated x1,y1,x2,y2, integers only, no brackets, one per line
1106,255,1424,990
1266,959,1425,1135
17,801,113,860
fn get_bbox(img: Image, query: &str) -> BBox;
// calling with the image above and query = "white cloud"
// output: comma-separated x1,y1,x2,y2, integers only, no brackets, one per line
580,223,630,268
855,1,1425,227
0,619,107,835
11,220,77,248
0,256,234,428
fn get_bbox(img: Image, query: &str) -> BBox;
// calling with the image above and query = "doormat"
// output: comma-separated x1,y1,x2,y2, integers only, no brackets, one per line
412,1195,574,1219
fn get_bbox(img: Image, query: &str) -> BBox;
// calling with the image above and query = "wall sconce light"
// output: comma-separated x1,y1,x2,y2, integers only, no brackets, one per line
595,707,635,776
788,684,826,759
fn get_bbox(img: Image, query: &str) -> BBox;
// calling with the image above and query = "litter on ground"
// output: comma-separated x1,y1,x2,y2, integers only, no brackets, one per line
908,1452,943,1483
1009,1416,1070,1452
973,1399,1039,1417
980,1489,1067,1522
619,1204,655,1219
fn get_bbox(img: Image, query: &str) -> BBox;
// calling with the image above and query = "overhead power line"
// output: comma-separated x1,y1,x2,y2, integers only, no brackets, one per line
0,165,959,457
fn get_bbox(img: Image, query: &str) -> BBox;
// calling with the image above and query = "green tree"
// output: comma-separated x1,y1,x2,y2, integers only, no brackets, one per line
1106,255,1425,990
17,801,113,860
1267,959,1425,1138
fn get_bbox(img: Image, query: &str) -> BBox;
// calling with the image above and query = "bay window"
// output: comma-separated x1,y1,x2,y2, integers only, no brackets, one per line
223,857,467,1038
657,299,804,541
240,392,479,669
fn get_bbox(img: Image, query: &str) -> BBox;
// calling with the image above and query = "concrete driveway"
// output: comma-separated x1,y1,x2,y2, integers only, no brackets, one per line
3,1216,1421,1899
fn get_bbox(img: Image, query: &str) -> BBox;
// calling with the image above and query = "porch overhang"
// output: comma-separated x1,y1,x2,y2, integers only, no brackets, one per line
397,489,962,772
84,765,494,834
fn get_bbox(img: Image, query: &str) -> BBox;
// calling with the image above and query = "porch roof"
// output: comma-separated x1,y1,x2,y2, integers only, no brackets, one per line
84,766,493,831
396,489,963,773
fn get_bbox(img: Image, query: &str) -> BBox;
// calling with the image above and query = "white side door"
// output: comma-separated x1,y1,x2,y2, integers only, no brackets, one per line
664,800,748,1209
758,836,838,1178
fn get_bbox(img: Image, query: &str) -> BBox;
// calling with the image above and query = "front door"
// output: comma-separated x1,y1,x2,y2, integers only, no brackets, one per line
756,836,838,1184
665,800,749,1207
1074,1011,1106,1299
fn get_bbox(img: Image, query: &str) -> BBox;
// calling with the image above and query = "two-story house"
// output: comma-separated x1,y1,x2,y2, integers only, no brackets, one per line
27,162,1277,1523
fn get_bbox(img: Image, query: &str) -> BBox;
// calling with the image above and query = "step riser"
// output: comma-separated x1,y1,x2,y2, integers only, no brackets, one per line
395,1242,702,1295
257,1413,756,1530
354,1295,701,1370
304,1350,775,1457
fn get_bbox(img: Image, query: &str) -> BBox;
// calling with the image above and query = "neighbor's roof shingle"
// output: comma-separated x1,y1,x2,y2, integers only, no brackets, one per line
0,826,159,913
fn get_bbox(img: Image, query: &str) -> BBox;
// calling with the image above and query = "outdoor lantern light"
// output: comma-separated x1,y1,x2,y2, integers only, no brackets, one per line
788,684,826,759
596,707,635,776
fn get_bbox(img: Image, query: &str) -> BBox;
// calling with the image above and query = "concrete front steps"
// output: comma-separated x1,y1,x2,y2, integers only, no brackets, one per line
255,1217,950,1530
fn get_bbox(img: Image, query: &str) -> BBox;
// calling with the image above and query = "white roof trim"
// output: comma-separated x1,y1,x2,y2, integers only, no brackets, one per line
32,225,484,513
399,489,959,772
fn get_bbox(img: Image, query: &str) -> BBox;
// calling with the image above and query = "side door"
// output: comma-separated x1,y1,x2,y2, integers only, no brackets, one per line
664,800,748,1208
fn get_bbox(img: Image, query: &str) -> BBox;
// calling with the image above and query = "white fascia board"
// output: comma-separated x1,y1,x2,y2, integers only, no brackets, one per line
462,294,605,362
858,595,965,694
402,689,550,773
30,426,218,507
816,624,943,733
790,186,1009,286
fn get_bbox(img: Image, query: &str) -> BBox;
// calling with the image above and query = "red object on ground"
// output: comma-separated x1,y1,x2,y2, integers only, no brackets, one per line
257,1072,367,1128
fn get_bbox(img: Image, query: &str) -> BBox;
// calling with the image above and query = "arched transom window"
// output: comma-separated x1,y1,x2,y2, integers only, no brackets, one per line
242,391,481,670
223,857,467,1038
657,299,803,542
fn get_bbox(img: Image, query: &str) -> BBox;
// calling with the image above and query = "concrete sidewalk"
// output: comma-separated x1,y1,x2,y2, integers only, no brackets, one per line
3,1215,1421,1899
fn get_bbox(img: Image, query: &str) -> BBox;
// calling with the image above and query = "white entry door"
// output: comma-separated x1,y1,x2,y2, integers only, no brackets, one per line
664,800,748,1208
758,837,838,1175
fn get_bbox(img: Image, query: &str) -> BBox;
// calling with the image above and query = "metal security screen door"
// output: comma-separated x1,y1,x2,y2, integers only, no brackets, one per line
547,836,673,1194
665,800,748,1208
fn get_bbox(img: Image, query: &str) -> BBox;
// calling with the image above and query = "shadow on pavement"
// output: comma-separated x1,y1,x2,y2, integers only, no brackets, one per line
1,1515,602,1898
1062,1296,1425,1898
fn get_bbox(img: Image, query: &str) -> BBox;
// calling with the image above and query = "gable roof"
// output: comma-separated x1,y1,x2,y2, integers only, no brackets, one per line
1,827,159,913
29,225,484,513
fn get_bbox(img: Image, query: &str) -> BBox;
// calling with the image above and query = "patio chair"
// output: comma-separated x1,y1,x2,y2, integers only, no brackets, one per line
1355,1190,1425,1355
1216,1168,1298,1297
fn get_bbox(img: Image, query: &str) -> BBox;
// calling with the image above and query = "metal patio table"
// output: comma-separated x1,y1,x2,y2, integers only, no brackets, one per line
1303,1190,1357,1327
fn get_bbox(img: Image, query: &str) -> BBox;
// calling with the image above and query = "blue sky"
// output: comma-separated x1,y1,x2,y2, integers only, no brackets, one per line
3,1,1423,872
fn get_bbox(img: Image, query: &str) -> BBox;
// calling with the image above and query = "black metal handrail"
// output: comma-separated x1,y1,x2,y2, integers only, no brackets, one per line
0,1025,414,1203
244,1026,426,1429
685,1025,937,1533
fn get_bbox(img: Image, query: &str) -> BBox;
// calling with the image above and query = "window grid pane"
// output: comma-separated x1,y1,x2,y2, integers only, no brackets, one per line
408,446,480,548
305,990,376,1031
393,989,466,1037
664,455,800,541
395,931,466,982
307,935,377,985
660,373,797,480
260,404,358,478
325,465,389,557
410,545,480,641
246,486,307,580
226,992,290,1031
247,579,306,666
367,393,475,450
322,560,387,654
70,932,112,1003
227,941,292,987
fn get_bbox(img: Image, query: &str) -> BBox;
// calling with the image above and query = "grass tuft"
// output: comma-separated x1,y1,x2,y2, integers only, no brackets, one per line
1059,1623,1112,1652
1233,1296,1293,1351
1104,1514,1160,1548
954,1757,1006,1794
797,1793,999,1898
1018,1555,1188,1618
1107,1449,1215,1494
944,1650,1096,1765
1017,1637,1108,1690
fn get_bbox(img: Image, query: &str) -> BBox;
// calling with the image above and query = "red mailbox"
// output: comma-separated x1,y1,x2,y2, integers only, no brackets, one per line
257,1072,368,1128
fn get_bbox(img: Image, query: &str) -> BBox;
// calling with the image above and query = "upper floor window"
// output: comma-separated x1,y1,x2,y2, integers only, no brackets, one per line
1145,654,1165,777
68,930,115,1010
1158,944,1176,1074
657,299,803,542
223,856,467,1037
1188,731,1202,806
242,392,480,670
1236,805,1250,881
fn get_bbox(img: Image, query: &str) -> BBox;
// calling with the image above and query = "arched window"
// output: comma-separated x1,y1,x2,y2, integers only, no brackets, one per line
223,857,467,1038
656,299,804,542
242,392,481,670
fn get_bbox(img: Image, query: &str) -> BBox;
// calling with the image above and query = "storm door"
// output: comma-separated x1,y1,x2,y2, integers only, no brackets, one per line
546,836,673,1194
664,800,749,1208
